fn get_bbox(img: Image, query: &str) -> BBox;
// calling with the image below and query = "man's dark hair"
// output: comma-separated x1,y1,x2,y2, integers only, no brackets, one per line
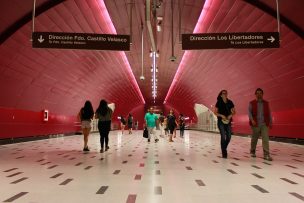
255,88,263,94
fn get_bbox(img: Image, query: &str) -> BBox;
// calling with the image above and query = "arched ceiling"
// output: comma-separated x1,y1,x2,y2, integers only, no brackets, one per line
0,0,303,119
165,0,304,117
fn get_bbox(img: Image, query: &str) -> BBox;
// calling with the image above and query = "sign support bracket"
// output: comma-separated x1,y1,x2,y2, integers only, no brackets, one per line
31,0,37,41
275,0,281,40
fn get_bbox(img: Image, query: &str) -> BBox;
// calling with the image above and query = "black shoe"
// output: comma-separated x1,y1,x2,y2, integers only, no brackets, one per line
100,149,104,153
155,139,159,143
148,139,150,143
222,152,228,158
106,146,110,150
250,153,256,157
105,146,109,151
83,147,90,152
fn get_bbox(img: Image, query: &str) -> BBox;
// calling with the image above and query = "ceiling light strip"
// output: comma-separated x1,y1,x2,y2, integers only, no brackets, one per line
98,0,145,104
164,0,213,104
152,51,157,101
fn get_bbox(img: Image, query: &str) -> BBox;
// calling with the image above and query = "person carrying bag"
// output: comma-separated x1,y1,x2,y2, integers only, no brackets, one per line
143,127,149,138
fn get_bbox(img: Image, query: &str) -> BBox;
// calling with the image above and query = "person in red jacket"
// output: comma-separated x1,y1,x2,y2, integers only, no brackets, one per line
248,88,273,161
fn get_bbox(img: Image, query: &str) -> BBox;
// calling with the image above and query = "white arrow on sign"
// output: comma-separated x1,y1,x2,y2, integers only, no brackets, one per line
267,36,275,43
38,35,44,43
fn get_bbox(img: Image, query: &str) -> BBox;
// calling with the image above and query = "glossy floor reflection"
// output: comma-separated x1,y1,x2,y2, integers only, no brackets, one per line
0,130,303,203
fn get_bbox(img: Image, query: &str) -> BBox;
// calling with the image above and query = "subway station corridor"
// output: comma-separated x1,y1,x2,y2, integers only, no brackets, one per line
1,0,304,202
1,130,303,203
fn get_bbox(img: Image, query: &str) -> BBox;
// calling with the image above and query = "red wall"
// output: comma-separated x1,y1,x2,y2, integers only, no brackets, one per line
233,108,304,139
0,107,80,139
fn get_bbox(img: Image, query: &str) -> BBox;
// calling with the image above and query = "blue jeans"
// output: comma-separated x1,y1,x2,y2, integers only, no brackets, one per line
217,121,232,156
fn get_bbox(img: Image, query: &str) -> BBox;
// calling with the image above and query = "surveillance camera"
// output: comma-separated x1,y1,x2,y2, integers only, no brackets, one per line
140,75,145,81
169,56,177,62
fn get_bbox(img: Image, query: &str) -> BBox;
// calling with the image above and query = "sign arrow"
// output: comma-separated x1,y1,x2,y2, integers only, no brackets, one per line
38,35,44,43
267,36,275,43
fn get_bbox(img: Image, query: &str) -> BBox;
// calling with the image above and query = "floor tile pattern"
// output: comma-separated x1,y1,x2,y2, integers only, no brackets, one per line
0,130,303,203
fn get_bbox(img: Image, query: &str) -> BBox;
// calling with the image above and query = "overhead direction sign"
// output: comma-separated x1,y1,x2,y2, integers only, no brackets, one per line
182,32,280,50
32,32,130,51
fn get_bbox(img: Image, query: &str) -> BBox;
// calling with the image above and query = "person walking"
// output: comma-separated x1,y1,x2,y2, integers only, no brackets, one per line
127,113,133,134
159,112,165,137
144,107,159,143
120,116,126,134
248,88,273,161
78,100,94,152
95,100,113,153
167,109,178,142
214,90,235,158
134,120,139,130
179,114,185,138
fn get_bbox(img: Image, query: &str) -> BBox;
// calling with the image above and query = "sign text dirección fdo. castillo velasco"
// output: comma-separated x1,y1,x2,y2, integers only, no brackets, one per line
32,32,130,51
182,32,280,50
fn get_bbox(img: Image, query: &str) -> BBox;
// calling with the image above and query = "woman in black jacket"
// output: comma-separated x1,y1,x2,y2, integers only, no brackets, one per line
214,90,235,158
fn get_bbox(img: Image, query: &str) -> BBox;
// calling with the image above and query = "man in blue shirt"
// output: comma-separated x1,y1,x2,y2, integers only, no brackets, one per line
144,107,159,143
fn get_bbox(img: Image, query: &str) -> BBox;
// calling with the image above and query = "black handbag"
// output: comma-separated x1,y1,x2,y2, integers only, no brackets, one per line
143,127,149,138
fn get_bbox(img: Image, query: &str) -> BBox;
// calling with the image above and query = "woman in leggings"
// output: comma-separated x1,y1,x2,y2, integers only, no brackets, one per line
95,100,113,153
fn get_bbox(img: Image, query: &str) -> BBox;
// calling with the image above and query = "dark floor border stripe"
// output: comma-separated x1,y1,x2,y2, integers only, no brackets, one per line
135,174,141,180
3,192,28,202
7,172,23,177
251,185,269,193
10,177,28,184
293,173,304,178
36,159,45,162
252,173,264,179
154,186,162,195
280,178,298,184
50,173,63,178
286,165,298,169
48,165,58,169
289,192,304,201
3,168,18,172
126,194,137,203
195,179,205,186
227,169,237,174
96,186,108,194
59,178,73,185
252,165,262,169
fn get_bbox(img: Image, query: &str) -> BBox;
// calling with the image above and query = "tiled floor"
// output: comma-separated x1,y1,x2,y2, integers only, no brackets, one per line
0,130,303,203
